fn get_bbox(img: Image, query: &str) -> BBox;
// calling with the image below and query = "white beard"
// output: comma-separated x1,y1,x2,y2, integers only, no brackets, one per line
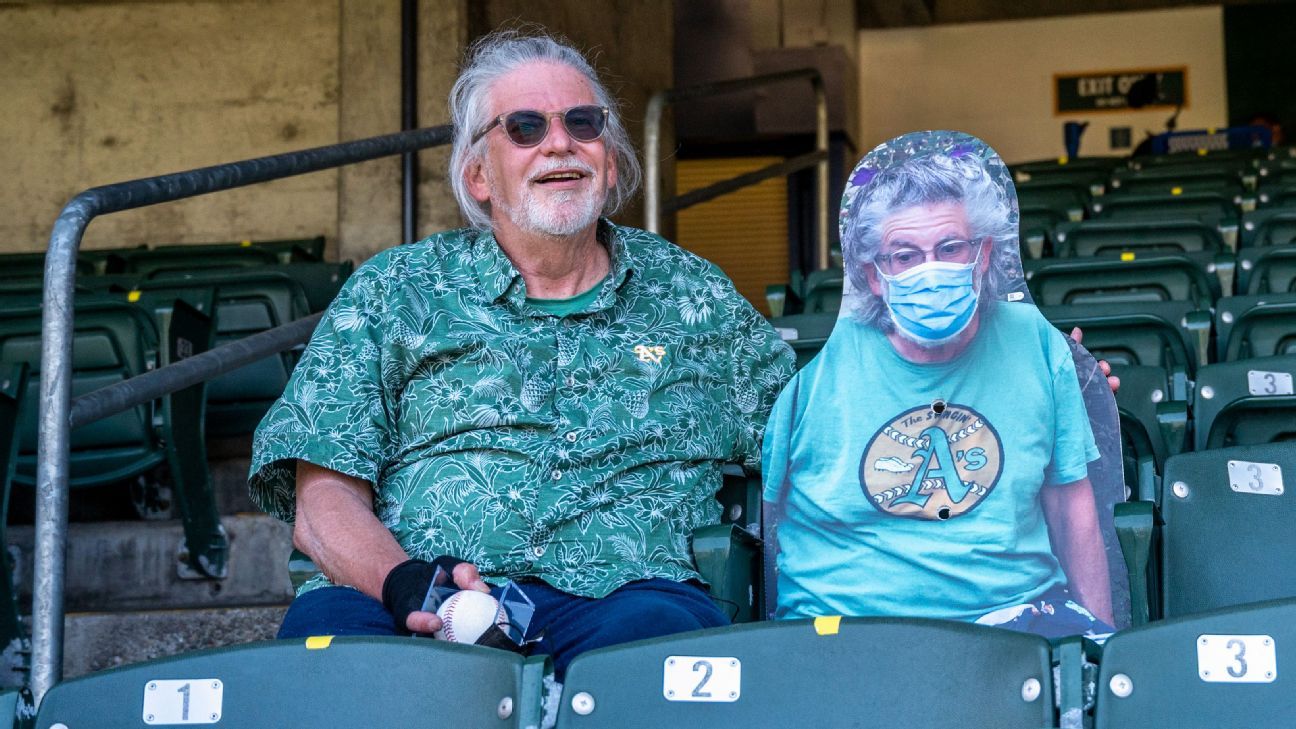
490,158,605,237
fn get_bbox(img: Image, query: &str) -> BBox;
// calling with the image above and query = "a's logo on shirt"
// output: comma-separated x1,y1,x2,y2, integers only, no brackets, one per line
633,344,666,364
859,403,1003,521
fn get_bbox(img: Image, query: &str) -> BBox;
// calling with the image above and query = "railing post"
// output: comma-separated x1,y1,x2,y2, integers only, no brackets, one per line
813,75,830,271
644,91,668,235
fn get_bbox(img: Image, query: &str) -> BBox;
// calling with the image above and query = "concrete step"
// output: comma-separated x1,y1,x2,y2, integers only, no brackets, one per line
9,514,294,613
63,605,286,679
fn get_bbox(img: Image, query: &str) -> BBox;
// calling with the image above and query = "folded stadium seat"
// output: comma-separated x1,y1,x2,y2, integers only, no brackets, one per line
1041,300,1210,385
1192,355,1296,450
1019,205,1067,258
1,251,97,280
1054,218,1226,258
272,261,354,312
1256,181,1296,208
0,364,30,686
1016,179,1090,221
1109,167,1247,206
110,245,281,278
767,313,836,369
799,268,843,314
131,271,312,437
33,637,549,729
1110,364,1185,477
1011,156,1119,196
1090,192,1239,248
555,619,1055,729
154,235,327,264
1236,246,1296,294
1239,207,1296,248
1215,293,1296,360
1025,252,1220,309
1126,444,1296,619
1094,598,1296,729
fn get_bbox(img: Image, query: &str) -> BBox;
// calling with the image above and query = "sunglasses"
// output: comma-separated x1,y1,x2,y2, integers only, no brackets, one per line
471,105,610,147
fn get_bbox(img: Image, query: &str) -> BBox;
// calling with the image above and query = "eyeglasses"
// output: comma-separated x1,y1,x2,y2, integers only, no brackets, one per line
471,105,610,147
875,239,982,275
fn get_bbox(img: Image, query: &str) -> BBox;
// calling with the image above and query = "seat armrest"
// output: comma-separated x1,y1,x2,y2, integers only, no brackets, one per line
1114,501,1155,627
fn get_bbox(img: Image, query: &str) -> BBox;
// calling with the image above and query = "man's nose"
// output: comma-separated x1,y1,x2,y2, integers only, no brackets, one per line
539,116,574,154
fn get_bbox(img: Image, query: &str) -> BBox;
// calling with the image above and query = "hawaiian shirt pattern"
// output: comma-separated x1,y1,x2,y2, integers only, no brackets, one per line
249,220,795,598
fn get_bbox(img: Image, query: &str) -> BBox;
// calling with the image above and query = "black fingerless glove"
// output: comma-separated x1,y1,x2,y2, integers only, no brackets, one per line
380,556,469,634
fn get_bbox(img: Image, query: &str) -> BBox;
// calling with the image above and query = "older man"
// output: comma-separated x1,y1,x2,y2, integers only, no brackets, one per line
764,131,1115,638
249,31,794,674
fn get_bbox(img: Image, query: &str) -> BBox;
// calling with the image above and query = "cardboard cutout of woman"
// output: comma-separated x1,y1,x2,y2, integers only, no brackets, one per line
762,131,1128,638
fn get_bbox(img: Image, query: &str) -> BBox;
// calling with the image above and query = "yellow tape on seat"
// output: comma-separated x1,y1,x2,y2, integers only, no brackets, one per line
813,616,842,636
305,635,334,650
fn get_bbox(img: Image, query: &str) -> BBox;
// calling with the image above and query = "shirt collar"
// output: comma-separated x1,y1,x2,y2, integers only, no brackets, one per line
470,219,637,313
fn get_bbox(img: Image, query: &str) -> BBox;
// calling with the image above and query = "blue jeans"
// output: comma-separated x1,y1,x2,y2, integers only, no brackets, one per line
277,578,729,677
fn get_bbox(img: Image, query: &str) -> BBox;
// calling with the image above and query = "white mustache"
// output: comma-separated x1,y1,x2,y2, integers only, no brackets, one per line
527,158,596,183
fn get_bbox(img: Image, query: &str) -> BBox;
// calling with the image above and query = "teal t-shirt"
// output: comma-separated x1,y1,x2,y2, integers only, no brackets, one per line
525,277,606,317
763,302,1099,621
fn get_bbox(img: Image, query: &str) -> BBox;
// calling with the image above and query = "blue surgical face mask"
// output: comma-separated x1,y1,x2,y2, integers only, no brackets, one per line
876,253,982,345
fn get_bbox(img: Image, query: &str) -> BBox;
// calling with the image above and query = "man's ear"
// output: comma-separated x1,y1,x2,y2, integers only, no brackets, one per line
466,155,491,203
605,149,618,193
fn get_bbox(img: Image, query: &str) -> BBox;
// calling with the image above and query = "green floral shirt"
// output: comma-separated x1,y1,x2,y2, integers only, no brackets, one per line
249,220,795,597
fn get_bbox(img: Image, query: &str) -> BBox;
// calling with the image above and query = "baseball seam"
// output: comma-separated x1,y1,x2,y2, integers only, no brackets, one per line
440,596,460,642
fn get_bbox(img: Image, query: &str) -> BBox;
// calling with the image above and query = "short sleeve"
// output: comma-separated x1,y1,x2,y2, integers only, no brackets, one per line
1044,330,1100,487
728,300,797,476
248,266,397,522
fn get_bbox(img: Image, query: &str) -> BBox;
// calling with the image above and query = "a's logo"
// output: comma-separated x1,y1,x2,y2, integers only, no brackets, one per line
859,403,1003,521
633,344,666,364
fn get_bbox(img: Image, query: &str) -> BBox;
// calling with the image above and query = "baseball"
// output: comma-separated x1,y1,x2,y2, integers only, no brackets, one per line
433,590,509,644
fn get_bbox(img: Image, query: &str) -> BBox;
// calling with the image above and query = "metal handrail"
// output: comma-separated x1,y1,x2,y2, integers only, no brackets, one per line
33,124,453,704
643,68,831,269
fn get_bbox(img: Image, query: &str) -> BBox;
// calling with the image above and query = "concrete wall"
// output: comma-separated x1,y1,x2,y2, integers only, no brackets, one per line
1,0,671,262
856,6,1228,162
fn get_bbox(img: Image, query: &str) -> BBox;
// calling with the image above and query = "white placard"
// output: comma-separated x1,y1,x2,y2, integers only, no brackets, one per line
1227,460,1285,496
775,327,799,341
1247,370,1294,396
142,679,223,725
663,656,741,703
1197,635,1277,683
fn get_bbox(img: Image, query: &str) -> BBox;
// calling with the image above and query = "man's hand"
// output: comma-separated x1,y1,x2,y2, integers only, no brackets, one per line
1070,327,1120,395
382,558,492,635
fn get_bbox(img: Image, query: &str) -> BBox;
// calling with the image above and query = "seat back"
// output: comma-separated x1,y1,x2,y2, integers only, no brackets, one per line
767,313,836,369
1159,444,1296,618
34,637,547,729
1056,220,1224,258
0,302,164,487
1095,598,1296,729
1027,253,1217,308
1092,192,1236,230
1236,246,1296,294
1240,208,1296,248
1041,301,1202,375
556,619,1055,729
1223,300,1296,359
1193,355,1296,450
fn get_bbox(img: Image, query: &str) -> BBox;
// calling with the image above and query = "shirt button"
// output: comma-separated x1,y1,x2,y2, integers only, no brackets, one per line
532,546,545,558
565,376,576,388
551,469,562,480
565,432,578,442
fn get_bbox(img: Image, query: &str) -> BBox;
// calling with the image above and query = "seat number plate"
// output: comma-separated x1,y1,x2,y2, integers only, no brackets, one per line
142,679,223,724
1197,635,1277,683
663,656,741,702
1247,370,1294,396
1227,460,1284,496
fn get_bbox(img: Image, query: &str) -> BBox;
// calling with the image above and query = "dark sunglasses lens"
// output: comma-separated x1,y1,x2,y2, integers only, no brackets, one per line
503,111,549,146
563,106,606,141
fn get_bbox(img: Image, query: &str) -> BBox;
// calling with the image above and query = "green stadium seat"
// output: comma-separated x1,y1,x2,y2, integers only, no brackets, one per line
1111,364,1185,473
131,271,312,437
1154,444,1296,618
0,365,30,689
33,637,549,729
111,246,281,277
1094,598,1296,729
1016,179,1089,221
1054,219,1225,257
1109,167,1246,203
1025,252,1220,308
273,261,354,312
154,235,327,264
1091,192,1239,245
1216,293,1296,360
1256,182,1296,208
1041,300,1209,382
556,619,1055,729
767,313,835,369
1193,355,1296,450
1011,156,1118,196
1019,205,1066,258
0,251,96,280
1236,246,1296,294
1239,208,1296,248
800,268,843,314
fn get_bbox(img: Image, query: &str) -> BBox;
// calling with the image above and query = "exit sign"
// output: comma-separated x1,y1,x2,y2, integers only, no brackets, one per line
1054,67,1188,114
